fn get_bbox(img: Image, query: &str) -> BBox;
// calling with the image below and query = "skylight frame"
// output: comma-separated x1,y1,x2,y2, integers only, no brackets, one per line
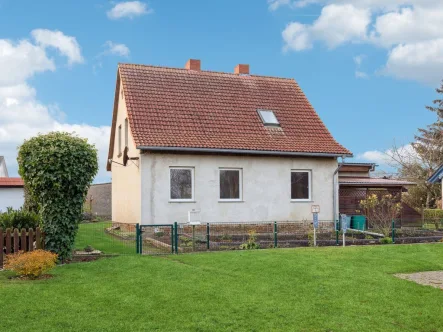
257,109,280,126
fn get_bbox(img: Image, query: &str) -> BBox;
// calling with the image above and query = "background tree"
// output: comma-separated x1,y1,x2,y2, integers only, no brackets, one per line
17,132,98,260
389,80,443,210
23,183,39,213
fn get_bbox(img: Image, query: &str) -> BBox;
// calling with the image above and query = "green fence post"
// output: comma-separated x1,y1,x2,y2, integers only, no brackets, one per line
392,220,395,244
274,222,278,248
174,222,178,254
206,223,210,250
171,225,174,254
136,224,140,254
335,220,339,246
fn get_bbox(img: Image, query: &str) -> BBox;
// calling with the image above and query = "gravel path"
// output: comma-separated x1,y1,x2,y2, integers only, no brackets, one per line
395,271,443,290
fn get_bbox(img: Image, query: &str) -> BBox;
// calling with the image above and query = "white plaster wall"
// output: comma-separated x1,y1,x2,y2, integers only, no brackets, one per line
111,79,141,224
0,188,24,212
141,153,338,224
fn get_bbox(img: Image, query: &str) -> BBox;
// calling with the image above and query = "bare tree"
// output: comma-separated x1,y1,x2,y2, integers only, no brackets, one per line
387,80,443,209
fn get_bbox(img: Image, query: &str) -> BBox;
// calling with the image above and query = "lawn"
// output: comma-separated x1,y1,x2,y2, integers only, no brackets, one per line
74,221,136,255
1,244,443,331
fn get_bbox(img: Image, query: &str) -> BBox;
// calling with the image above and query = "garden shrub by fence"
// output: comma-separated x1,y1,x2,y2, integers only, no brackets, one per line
0,227,44,268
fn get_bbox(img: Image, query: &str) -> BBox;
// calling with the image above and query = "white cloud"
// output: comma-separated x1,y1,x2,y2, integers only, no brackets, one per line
0,30,110,182
357,144,418,168
383,39,443,84
371,6,443,47
268,0,319,10
31,29,84,65
103,41,130,57
282,4,371,51
0,40,55,86
355,71,368,79
354,54,364,66
278,1,443,84
107,1,152,20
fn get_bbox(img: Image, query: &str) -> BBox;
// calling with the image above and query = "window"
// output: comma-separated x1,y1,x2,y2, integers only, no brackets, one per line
291,170,311,201
124,118,129,148
219,168,242,201
118,125,122,156
257,109,279,126
170,167,194,201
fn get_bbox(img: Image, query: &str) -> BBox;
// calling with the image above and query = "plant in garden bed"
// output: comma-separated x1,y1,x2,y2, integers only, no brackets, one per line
18,132,98,261
239,230,260,250
4,250,57,280
360,193,401,237
380,237,394,244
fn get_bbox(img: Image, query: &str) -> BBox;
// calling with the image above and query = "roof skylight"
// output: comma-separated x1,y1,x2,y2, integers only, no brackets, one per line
257,109,280,126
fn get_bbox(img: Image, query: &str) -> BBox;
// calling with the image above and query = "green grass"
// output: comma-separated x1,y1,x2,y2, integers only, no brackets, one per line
1,244,443,331
74,221,135,255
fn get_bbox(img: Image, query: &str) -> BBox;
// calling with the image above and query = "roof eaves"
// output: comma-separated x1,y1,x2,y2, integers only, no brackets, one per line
428,164,443,183
137,146,353,158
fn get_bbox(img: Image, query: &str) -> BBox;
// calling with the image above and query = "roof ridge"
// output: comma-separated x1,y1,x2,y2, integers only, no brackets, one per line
118,62,296,81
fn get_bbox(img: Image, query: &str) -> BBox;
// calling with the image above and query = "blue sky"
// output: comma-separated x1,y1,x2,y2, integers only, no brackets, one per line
0,0,442,182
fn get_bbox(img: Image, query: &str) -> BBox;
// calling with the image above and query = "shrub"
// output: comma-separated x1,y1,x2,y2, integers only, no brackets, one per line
84,245,94,253
239,230,260,250
380,237,393,244
4,250,58,279
18,132,98,261
360,194,401,236
423,209,443,230
0,207,40,229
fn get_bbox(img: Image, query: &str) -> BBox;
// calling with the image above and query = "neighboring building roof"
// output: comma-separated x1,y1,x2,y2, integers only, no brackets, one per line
428,164,443,184
0,177,24,188
0,156,8,177
339,162,376,173
108,61,352,170
339,177,415,187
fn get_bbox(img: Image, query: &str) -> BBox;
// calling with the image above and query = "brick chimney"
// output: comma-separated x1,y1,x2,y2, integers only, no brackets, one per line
234,64,249,75
185,59,201,71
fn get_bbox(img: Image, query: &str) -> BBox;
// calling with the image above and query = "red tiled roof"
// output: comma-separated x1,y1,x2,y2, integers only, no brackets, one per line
108,63,351,169
339,177,415,186
0,177,24,187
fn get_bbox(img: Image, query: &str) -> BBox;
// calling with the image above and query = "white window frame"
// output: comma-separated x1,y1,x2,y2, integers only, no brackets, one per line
124,118,129,148
290,170,312,202
118,125,122,156
169,167,195,202
219,168,243,202
257,109,280,126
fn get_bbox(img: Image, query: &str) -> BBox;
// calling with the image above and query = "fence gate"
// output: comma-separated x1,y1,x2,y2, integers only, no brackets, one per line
138,224,175,255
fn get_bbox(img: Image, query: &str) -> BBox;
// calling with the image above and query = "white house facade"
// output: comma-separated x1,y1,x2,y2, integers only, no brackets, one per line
0,157,25,212
108,60,352,225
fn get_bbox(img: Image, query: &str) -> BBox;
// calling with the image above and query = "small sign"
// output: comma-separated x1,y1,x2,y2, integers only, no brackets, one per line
311,205,320,213
313,213,319,229
341,214,348,233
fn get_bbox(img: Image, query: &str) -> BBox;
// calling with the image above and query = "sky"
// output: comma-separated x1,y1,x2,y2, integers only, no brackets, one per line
0,0,442,182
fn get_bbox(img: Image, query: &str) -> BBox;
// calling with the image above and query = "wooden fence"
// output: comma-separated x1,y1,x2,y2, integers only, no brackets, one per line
0,228,44,268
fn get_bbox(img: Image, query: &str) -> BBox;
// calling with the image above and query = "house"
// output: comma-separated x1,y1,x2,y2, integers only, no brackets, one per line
339,162,420,226
0,156,24,212
107,59,352,225
85,183,112,219
427,164,443,208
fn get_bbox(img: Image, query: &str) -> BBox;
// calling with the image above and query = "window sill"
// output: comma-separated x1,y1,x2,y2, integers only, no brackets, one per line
290,200,313,203
218,200,244,203
169,200,196,203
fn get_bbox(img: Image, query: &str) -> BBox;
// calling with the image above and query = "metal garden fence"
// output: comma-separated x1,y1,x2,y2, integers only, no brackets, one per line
71,219,443,257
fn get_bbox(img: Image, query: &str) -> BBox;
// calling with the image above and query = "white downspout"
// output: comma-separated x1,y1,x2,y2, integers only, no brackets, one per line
333,156,346,222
